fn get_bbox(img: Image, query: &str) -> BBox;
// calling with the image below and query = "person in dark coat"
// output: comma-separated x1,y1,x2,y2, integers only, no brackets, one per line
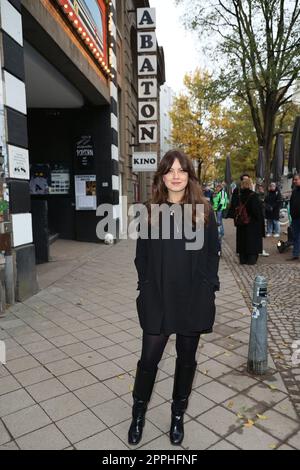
265,183,282,238
227,173,250,219
287,174,300,261
235,178,265,265
128,150,220,447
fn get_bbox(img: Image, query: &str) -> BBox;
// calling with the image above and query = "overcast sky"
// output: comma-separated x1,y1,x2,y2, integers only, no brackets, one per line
150,0,205,94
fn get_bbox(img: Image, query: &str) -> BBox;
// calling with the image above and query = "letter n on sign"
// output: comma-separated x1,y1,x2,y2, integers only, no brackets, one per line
139,124,157,144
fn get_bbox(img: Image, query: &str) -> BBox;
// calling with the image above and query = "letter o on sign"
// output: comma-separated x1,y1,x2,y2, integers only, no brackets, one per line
141,104,155,119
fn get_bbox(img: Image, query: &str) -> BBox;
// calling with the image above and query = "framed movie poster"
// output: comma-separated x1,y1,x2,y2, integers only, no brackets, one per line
75,175,97,211
49,164,70,195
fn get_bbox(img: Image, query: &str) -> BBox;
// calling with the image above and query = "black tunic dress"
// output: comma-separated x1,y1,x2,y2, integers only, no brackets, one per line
135,204,219,336
160,203,209,337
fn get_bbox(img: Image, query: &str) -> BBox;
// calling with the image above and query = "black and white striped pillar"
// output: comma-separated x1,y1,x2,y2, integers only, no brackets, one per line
0,0,37,302
108,0,120,227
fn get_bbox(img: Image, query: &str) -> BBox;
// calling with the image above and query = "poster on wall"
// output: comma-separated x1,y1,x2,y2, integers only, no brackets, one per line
29,164,51,195
75,135,95,170
8,145,30,180
75,175,97,211
49,164,70,195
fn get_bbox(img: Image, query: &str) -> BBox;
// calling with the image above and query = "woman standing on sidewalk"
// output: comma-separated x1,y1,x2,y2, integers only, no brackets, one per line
128,150,220,446
234,178,265,265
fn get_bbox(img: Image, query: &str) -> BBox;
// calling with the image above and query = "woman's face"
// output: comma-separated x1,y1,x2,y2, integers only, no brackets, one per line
162,158,189,195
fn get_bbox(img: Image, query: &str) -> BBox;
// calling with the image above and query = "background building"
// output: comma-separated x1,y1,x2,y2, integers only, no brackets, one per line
159,83,175,159
0,0,165,310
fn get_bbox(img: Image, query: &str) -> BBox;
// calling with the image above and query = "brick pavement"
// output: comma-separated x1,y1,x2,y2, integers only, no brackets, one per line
223,219,300,418
0,239,299,450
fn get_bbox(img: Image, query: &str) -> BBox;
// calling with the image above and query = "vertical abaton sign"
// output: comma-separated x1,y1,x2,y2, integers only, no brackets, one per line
137,7,158,154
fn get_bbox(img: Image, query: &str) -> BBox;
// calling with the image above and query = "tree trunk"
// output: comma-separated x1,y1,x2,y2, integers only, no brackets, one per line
263,103,276,190
198,159,203,183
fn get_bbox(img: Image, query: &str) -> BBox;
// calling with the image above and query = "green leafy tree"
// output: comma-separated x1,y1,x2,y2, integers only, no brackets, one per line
169,69,222,182
176,0,300,185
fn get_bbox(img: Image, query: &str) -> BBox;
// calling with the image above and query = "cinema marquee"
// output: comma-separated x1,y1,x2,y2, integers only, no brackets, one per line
54,0,111,77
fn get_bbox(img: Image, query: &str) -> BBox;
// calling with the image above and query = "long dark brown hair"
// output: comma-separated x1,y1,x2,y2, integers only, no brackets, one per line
148,150,210,225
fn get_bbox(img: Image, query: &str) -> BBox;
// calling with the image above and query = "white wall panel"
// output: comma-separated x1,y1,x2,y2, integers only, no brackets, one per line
4,71,27,114
12,213,33,248
0,0,23,46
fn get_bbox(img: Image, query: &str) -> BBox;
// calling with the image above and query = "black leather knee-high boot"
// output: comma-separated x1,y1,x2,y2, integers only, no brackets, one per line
170,359,197,446
128,361,157,445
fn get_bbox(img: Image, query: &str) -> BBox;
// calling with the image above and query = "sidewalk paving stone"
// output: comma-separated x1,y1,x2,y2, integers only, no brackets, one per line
16,424,70,450
92,397,132,427
74,383,116,408
0,376,21,396
0,389,35,417
197,405,242,437
182,421,220,450
59,369,98,391
0,420,11,445
25,378,69,402
2,404,51,439
45,358,82,377
87,361,125,381
55,409,106,444
75,429,128,450
254,410,299,441
14,367,53,387
227,426,280,450
40,392,86,421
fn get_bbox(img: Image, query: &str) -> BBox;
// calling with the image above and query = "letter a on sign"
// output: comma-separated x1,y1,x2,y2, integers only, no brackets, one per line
138,56,157,76
137,8,156,29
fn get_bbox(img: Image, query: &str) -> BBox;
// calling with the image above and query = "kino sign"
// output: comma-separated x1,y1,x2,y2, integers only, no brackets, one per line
137,8,158,145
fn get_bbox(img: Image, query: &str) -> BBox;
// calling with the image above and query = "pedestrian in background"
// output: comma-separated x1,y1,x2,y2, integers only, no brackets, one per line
256,184,265,215
287,174,300,261
212,183,229,246
265,182,282,238
227,173,250,219
234,178,265,265
256,184,270,257
203,185,213,204
129,150,220,446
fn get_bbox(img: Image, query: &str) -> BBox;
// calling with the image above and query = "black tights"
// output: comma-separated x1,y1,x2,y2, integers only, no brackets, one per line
140,333,201,371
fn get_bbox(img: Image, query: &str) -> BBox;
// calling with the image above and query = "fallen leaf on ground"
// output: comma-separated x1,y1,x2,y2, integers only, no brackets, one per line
237,413,244,420
118,375,125,380
269,444,277,450
257,414,268,420
268,385,278,391
243,419,255,428
227,401,234,409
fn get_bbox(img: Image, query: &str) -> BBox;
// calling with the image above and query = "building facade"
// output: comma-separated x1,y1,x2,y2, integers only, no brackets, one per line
159,83,175,159
0,0,165,309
